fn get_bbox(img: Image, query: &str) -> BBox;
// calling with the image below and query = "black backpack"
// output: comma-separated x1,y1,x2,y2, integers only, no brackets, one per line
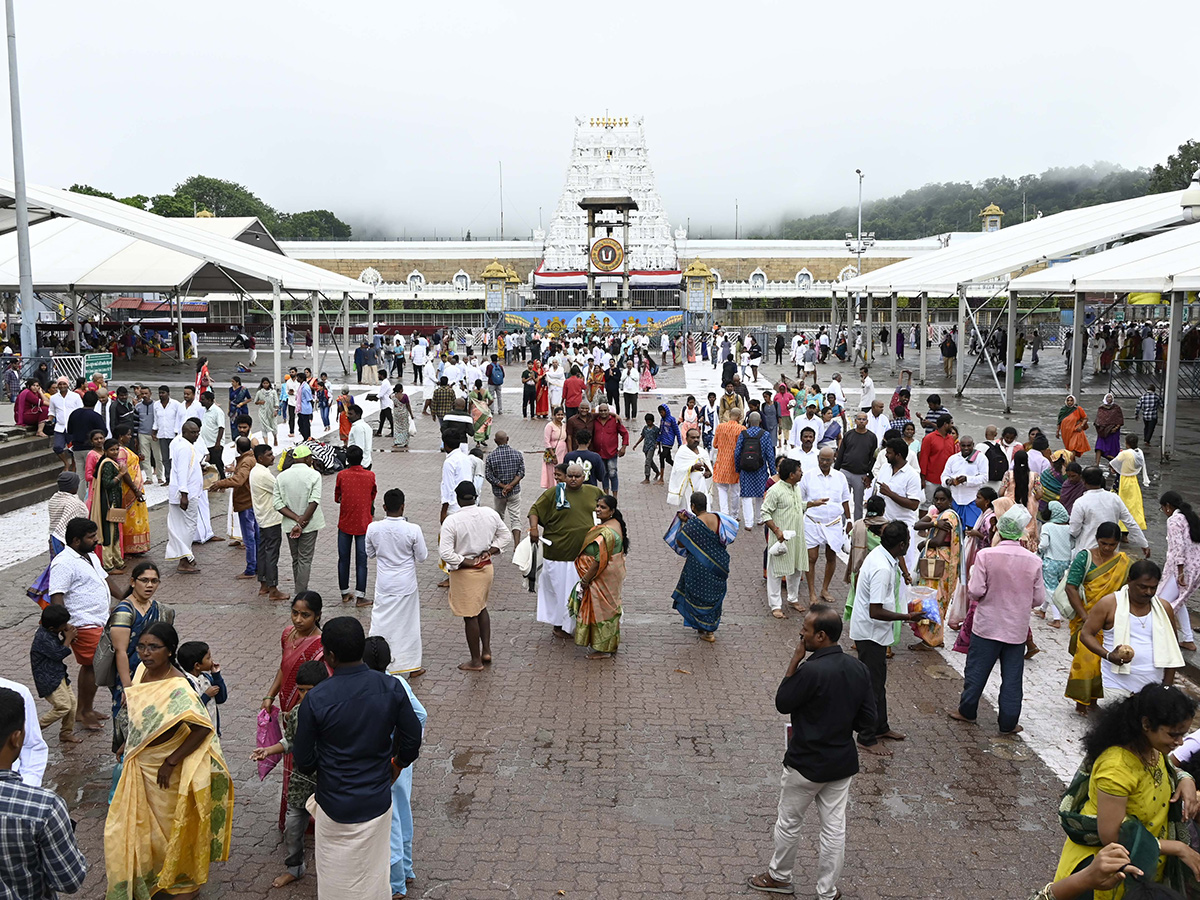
739,434,764,472
984,442,1008,482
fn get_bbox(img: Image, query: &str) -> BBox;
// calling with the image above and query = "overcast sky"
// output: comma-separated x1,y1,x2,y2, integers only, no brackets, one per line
2,0,1195,240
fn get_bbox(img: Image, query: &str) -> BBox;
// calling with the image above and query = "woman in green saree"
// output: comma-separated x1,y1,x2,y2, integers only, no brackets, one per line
569,495,628,659
90,438,133,572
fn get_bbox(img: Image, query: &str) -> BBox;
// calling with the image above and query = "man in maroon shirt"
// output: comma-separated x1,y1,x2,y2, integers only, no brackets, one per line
917,413,957,502
562,367,586,420
590,401,630,498
334,444,378,606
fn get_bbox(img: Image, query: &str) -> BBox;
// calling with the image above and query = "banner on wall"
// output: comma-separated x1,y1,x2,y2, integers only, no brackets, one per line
501,310,683,334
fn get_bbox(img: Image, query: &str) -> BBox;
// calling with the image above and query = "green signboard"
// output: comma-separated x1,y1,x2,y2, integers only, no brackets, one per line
83,353,113,381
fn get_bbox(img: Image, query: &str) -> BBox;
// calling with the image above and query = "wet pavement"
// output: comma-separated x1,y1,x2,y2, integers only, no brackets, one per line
0,341,1194,898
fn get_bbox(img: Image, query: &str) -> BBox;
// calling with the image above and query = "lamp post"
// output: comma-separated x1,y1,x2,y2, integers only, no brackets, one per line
844,169,875,360
6,0,35,362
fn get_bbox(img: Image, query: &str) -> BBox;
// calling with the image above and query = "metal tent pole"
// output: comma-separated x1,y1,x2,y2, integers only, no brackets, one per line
918,292,928,385
71,291,80,356
6,0,36,361
890,293,898,377
271,279,282,388
863,294,872,365
342,293,350,374
1069,292,1086,399
175,292,184,363
1162,290,1182,461
311,292,319,369
1004,291,1017,412
955,289,967,395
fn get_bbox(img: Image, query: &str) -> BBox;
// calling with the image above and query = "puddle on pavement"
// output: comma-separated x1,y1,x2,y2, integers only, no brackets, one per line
451,749,486,774
923,664,960,680
446,787,475,823
881,791,914,817
989,738,1034,761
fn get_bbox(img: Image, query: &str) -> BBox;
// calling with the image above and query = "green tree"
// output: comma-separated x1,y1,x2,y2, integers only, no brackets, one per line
275,209,352,240
172,175,280,228
68,184,150,209
1149,140,1200,192
149,193,201,217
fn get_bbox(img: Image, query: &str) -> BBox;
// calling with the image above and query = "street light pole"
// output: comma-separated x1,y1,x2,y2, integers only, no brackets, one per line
5,0,36,361
856,169,863,357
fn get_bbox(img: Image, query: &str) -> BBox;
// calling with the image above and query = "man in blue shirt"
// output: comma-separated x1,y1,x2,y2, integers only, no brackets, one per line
297,378,314,441
293,617,421,898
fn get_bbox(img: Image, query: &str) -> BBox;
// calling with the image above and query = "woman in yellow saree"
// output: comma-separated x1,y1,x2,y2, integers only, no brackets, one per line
106,622,232,900
117,427,150,556
1064,522,1131,714
568,495,628,659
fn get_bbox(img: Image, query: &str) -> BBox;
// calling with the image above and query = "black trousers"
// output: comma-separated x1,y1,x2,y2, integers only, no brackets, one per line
855,639,889,745
257,524,282,588
523,386,536,417
623,392,638,419
208,445,225,479
1144,418,1158,443
287,405,296,433
298,413,312,440
377,408,394,436
606,387,619,408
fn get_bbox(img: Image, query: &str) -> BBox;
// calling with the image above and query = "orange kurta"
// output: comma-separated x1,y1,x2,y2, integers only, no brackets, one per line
712,421,745,486
1060,408,1091,455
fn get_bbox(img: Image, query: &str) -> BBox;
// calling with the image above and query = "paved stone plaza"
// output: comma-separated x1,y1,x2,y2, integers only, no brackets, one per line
0,340,1194,898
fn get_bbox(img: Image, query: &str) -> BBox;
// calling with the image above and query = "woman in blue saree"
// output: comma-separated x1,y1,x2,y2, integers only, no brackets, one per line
667,491,736,642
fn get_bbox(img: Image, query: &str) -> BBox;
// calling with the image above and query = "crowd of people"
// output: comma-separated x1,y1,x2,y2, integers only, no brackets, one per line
4,317,1200,900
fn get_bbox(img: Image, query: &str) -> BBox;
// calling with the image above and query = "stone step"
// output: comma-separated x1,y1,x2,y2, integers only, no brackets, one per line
0,428,51,461
0,431,66,515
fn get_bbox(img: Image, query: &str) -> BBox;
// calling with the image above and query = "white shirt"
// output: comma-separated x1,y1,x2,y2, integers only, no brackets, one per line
48,391,82,434
789,414,822,448
249,464,283,528
849,544,901,646
859,377,875,410
942,451,988,505
48,547,110,628
285,378,298,408
200,405,226,448
153,398,184,438
411,344,427,366
438,504,512,568
873,462,922,526
443,363,464,387
440,446,475,513
865,411,889,444
366,516,428,590
826,379,846,406
668,445,711,506
1070,488,1148,550
348,418,373,470
799,468,851,525
620,371,639,393
169,436,205,503
0,677,47,786
378,378,393,407
785,445,821,478
180,399,202,427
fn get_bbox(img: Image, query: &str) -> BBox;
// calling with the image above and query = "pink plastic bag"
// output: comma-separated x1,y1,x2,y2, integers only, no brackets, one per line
256,707,283,779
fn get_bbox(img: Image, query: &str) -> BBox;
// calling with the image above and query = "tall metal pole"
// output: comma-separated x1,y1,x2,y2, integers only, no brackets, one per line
1069,292,1086,400
6,0,36,361
856,170,863,343
1004,290,1017,412
271,279,282,388
918,292,929,384
1162,290,1182,461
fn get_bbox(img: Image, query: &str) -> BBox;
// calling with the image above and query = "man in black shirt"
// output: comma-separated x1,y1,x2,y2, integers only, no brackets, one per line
833,411,877,520
749,604,875,898
293,617,421,898
65,390,107,500
108,384,139,436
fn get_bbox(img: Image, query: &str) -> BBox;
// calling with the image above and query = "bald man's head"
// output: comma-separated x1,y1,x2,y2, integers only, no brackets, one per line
494,431,509,445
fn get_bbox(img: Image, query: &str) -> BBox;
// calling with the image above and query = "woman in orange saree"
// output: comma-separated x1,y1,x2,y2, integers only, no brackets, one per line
117,430,150,556
1057,394,1091,456
568,496,628,659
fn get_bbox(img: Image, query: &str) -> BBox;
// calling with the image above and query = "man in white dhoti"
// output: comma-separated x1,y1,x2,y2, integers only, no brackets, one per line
367,488,429,676
800,448,852,604
667,427,713,508
545,359,566,409
293,617,422,900
528,463,605,637
166,420,204,574
439,481,511,671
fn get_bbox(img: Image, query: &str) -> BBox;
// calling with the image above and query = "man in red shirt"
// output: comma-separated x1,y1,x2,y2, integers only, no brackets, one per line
562,367,586,420
917,413,957,502
590,401,630,498
334,444,378,606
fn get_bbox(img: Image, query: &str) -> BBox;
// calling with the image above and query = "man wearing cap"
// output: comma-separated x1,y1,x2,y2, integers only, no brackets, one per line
439,481,512,671
950,508,1043,735
273,445,324,594
528,463,605,638
788,401,822,449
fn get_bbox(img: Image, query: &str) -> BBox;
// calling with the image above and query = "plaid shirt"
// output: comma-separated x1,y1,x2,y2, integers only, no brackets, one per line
1136,391,1161,420
889,416,913,433
484,443,525,497
430,385,456,418
3,366,19,402
0,769,87,899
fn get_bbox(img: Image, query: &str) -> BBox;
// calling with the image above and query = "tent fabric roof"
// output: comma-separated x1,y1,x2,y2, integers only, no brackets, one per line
837,190,1190,296
0,179,373,295
1007,221,1200,294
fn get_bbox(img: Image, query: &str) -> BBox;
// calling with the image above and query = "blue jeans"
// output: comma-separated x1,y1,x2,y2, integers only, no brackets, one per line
318,401,330,429
389,763,415,891
338,530,367,597
601,456,619,493
958,633,1025,733
237,508,258,575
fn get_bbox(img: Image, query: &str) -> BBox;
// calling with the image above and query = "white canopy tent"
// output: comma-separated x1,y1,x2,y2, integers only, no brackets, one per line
832,189,1194,407
1008,221,1200,458
0,180,375,384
